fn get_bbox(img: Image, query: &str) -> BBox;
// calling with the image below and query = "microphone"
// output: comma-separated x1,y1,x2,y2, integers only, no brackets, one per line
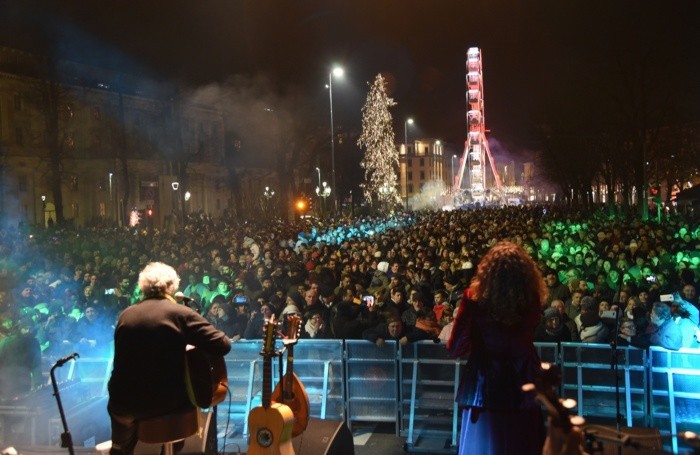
175,291,197,308
56,352,79,367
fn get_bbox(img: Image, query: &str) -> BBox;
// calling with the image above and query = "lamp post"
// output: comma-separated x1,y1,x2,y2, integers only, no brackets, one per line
316,181,331,217
263,186,275,219
328,66,344,214
403,118,414,210
379,182,392,213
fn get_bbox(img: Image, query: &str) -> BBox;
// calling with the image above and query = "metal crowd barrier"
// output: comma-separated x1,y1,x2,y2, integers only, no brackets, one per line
24,341,700,453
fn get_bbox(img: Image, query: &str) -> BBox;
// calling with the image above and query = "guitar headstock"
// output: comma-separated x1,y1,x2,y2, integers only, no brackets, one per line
261,317,278,356
522,362,583,433
283,314,302,346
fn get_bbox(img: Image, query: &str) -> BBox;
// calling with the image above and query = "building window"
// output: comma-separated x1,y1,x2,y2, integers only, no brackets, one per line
15,127,23,146
407,160,412,168
408,184,413,194
18,175,27,193
420,171,425,180
408,172,413,180
13,94,22,111
419,158,424,166
425,146,430,154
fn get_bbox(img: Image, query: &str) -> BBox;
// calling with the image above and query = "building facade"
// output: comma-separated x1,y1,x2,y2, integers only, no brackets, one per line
0,47,275,228
399,138,444,208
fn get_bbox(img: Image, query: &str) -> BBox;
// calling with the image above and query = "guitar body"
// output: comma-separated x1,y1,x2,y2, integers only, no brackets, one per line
185,345,228,408
247,402,295,455
271,372,310,437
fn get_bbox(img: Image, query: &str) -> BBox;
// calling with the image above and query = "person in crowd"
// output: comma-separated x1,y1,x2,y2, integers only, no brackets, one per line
362,316,435,347
447,241,546,454
301,309,331,339
615,317,649,349
73,305,113,356
438,305,455,342
243,303,274,339
545,268,570,306
0,317,42,398
414,308,441,339
550,299,579,342
432,290,450,321
401,293,425,328
534,307,573,343
107,262,231,455
647,302,683,350
331,290,377,339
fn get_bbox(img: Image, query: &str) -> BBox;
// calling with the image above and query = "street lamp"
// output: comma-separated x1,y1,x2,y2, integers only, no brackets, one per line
403,118,414,210
379,182,392,213
263,186,275,219
328,66,344,213
316,181,331,217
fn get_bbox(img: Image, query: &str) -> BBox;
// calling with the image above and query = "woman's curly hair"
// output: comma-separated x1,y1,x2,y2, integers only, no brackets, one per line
469,241,547,327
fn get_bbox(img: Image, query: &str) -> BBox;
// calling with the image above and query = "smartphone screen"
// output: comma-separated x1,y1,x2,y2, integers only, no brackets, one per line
362,295,375,307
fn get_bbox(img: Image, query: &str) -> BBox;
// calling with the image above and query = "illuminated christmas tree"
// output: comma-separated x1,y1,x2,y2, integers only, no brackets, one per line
358,74,400,207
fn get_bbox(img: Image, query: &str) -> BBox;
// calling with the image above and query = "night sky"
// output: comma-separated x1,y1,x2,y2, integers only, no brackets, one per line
1,0,699,157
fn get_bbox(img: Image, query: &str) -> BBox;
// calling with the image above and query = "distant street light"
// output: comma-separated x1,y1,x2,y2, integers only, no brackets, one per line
379,182,392,212
316,181,332,217
327,66,344,213
403,118,414,210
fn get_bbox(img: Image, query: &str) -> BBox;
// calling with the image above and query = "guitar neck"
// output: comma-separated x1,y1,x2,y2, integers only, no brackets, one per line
262,354,272,409
284,345,294,400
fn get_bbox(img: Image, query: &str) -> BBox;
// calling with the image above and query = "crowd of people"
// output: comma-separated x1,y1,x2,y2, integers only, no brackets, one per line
0,204,698,399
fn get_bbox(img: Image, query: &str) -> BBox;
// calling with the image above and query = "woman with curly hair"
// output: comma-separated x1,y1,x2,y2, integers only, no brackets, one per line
447,241,547,454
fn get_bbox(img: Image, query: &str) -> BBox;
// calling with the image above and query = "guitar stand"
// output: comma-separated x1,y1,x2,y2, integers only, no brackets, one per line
277,347,287,398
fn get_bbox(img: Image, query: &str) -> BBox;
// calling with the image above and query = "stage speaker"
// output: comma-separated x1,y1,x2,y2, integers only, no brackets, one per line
292,418,354,455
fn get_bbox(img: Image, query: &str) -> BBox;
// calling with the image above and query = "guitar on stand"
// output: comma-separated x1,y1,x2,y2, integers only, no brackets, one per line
248,319,295,455
271,314,310,437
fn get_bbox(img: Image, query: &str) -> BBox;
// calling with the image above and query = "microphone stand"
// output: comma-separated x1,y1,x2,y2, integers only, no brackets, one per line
50,353,80,455
611,274,626,455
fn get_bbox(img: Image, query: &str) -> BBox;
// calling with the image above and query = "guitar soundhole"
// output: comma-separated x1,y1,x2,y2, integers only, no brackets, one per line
256,427,273,447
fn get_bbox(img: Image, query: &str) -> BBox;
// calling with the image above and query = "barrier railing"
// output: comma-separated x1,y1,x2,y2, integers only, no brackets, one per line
28,341,700,453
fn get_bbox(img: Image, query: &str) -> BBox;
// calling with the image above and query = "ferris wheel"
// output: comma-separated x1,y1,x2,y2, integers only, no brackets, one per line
454,47,503,203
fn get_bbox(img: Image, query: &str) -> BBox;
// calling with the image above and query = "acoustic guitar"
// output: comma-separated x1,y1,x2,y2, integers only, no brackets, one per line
247,320,295,455
522,362,583,433
271,314,310,437
185,344,228,408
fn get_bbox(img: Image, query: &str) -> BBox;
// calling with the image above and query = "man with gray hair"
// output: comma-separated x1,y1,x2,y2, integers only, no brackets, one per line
107,262,231,455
